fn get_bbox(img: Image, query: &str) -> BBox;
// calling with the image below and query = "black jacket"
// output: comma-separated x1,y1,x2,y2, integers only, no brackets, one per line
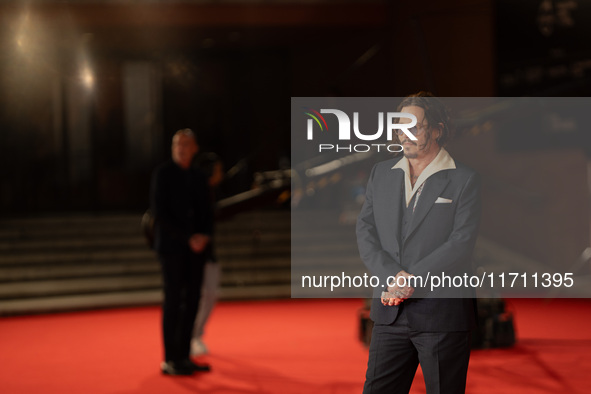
150,160,214,255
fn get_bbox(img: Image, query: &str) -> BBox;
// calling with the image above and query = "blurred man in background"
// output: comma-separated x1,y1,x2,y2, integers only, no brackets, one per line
150,129,214,376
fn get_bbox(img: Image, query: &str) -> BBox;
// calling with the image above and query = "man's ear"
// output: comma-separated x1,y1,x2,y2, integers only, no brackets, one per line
431,124,442,141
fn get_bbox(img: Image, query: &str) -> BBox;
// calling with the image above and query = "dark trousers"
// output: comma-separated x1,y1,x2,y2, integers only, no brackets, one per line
363,306,471,394
159,251,205,362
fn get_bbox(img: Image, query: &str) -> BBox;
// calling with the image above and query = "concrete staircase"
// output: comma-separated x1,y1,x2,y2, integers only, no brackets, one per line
0,210,290,315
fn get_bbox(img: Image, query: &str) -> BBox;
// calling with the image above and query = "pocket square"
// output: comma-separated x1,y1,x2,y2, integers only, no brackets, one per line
435,197,452,203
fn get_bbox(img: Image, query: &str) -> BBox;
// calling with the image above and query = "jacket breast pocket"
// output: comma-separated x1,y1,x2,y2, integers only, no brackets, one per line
431,201,455,212
425,203,456,233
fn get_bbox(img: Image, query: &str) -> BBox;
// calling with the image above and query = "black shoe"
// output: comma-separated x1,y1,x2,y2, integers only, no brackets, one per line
180,358,211,373
160,360,195,376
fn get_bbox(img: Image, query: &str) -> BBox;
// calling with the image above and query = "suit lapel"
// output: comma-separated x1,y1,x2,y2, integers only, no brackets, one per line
387,168,405,246
405,172,450,241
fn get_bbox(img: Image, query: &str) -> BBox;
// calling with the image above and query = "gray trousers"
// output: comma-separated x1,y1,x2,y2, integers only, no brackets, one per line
192,261,221,339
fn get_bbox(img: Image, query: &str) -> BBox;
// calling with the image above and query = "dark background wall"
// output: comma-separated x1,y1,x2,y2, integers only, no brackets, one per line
0,0,589,271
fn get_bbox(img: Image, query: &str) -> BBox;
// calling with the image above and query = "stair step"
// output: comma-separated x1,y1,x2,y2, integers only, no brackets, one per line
0,284,292,316
0,211,290,238
0,244,290,266
0,269,291,300
0,261,160,282
0,256,292,283
0,236,148,252
0,250,156,266
0,275,163,299
0,230,290,247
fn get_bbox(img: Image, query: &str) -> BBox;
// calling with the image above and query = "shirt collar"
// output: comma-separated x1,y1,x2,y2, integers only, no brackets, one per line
392,148,456,206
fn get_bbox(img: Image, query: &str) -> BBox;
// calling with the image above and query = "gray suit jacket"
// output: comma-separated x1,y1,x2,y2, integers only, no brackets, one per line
356,156,481,331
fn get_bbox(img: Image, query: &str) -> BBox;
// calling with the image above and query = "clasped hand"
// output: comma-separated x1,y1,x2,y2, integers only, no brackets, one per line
189,233,210,253
381,270,415,306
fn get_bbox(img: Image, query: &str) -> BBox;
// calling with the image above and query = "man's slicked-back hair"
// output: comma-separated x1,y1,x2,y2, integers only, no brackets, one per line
397,91,453,147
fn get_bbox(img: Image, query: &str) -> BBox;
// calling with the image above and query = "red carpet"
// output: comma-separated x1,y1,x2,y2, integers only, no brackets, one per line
0,298,590,393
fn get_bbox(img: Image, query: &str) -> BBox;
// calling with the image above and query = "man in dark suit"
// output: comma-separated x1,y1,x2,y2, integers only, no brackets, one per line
357,93,481,394
151,128,214,376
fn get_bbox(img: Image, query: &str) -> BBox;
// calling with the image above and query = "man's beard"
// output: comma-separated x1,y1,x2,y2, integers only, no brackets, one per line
402,141,420,158
401,133,433,159
403,147,418,159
